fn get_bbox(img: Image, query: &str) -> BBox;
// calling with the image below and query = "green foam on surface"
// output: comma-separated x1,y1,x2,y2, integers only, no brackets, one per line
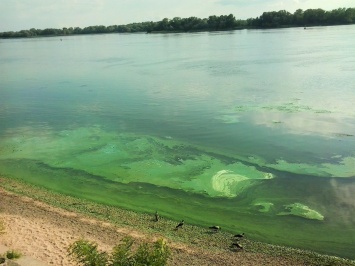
278,203,324,221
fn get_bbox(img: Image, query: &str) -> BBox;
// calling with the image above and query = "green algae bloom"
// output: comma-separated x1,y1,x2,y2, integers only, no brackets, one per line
278,203,324,221
253,201,274,213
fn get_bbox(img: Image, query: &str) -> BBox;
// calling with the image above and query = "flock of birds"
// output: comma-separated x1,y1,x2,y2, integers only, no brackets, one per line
154,211,245,251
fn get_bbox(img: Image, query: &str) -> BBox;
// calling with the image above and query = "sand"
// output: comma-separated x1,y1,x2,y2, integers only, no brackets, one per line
0,184,354,266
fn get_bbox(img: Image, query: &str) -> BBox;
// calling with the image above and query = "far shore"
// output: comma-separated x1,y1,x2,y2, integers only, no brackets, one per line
0,24,352,40
1,176,354,266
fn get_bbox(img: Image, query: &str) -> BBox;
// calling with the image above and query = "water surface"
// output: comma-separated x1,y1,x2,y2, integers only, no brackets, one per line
1,26,355,258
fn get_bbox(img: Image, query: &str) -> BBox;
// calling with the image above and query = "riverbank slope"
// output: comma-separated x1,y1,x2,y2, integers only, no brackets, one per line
0,178,353,266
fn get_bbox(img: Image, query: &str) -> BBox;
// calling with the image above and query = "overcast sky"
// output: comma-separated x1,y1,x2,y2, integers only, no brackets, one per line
0,0,354,32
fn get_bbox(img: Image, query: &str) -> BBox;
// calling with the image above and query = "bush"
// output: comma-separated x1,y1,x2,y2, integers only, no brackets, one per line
133,238,170,265
110,237,135,265
68,239,108,266
68,237,170,266
5,250,22,259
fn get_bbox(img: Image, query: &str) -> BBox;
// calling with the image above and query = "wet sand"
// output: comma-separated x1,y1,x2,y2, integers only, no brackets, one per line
0,178,354,266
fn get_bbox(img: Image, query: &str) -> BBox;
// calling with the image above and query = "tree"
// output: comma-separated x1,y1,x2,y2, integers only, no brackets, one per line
39,28,62,36
207,15,218,29
73,27,82,34
303,8,326,25
170,17,183,31
1,7,355,38
293,9,304,26
155,18,170,31
259,11,279,27
277,10,292,25
344,8,355,23
225,14,237,28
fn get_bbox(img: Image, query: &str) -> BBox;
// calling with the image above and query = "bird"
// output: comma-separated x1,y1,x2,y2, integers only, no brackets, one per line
209,225,221,232
175,220,184,230
234,233,245,238
231,242,243,250
154,211,159,222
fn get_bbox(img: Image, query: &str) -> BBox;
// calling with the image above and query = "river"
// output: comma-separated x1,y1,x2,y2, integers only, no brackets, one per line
0,25,354,258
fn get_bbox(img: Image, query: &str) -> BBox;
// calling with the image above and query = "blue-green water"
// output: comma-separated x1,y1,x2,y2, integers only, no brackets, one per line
1,26,355,258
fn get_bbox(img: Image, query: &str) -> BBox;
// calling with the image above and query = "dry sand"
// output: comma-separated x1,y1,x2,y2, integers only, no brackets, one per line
0,185,353,266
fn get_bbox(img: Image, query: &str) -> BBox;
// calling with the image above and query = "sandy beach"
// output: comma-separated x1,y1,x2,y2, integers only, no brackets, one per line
0,179,354,266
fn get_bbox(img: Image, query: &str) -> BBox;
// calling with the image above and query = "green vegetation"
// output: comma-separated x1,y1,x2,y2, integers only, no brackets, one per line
68,239,108,266
0,250,22,265
249,8,355,28
68,237,170,266
5,250,22,260
0,219,4,235
1,7,354,38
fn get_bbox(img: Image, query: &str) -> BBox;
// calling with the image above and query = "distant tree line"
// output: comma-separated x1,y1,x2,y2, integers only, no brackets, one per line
1,7,354,38
248,8,355,28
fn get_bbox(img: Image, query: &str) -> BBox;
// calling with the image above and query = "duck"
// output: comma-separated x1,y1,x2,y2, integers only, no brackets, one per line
175,220,184,229
209,225,221,232
234,233,245,238
231,242,243,250
154,211,159,222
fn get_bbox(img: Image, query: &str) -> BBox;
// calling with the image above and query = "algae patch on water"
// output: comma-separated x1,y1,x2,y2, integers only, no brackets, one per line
211,170,274,197
278,203,324,221
0,126,274,198
253,201,275,213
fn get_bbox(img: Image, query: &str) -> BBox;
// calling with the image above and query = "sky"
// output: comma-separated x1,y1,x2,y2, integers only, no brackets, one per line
0,0,354,32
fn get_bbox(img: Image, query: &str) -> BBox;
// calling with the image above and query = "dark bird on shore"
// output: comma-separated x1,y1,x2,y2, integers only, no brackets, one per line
175,220,184,230
209,225,221,232
231,242,243,250
234,233,245,238
154,211,159,222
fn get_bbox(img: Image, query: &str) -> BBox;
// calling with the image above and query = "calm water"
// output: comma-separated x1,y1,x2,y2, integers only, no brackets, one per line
1,26,355,258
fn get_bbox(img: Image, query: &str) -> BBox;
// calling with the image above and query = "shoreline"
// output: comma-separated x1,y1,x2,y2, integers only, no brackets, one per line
1,177,354,266
1,24,353,40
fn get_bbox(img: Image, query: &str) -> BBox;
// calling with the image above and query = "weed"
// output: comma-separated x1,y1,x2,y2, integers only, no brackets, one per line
6,250,22,260
68,237,170,266
0,219,4,234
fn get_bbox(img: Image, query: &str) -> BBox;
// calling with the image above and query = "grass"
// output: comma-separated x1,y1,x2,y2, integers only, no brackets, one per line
0,219,4,235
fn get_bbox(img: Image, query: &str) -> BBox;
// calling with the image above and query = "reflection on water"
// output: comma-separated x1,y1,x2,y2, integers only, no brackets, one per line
0,25,355,258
